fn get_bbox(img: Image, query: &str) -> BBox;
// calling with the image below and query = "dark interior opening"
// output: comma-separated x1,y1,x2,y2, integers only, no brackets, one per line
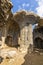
5,36,13,47
5,35,20,47
34,37,43,49
38,27,43,34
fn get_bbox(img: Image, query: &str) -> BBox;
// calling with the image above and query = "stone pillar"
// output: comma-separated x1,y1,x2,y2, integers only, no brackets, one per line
19,23,33,52
20,27,25,47
24,26,28,45
28,24,33,47
2,25,7,47
2,37,6,47
20,23,28,49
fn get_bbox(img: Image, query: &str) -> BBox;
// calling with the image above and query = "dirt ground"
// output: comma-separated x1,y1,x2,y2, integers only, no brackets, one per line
22,50,43,65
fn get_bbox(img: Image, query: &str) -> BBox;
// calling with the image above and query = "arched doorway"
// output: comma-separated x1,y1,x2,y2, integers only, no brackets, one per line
34,37,43,49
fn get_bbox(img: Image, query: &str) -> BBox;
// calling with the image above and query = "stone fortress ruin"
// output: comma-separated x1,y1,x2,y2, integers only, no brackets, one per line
0,0,43,51
33,19,43,49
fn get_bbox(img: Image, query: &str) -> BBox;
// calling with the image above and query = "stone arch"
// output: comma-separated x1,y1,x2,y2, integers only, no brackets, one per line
5,21,20,47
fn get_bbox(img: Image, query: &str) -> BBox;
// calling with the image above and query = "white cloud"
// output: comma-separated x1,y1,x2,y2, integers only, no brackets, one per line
18,3,29,11
22,3,26,7
18,5,25,11
36,0,43,17
22,3,29,7
18,6,22,10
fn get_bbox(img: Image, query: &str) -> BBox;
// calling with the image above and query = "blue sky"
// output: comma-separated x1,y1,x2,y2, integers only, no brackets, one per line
11,0,43,17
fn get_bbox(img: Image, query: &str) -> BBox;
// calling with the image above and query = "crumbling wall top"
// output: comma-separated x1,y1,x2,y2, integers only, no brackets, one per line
13,10,40,25
0,0,13,26
0,0,13,20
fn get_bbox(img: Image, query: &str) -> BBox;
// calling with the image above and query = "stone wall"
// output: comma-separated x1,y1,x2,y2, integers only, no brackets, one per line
0,0,13,47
